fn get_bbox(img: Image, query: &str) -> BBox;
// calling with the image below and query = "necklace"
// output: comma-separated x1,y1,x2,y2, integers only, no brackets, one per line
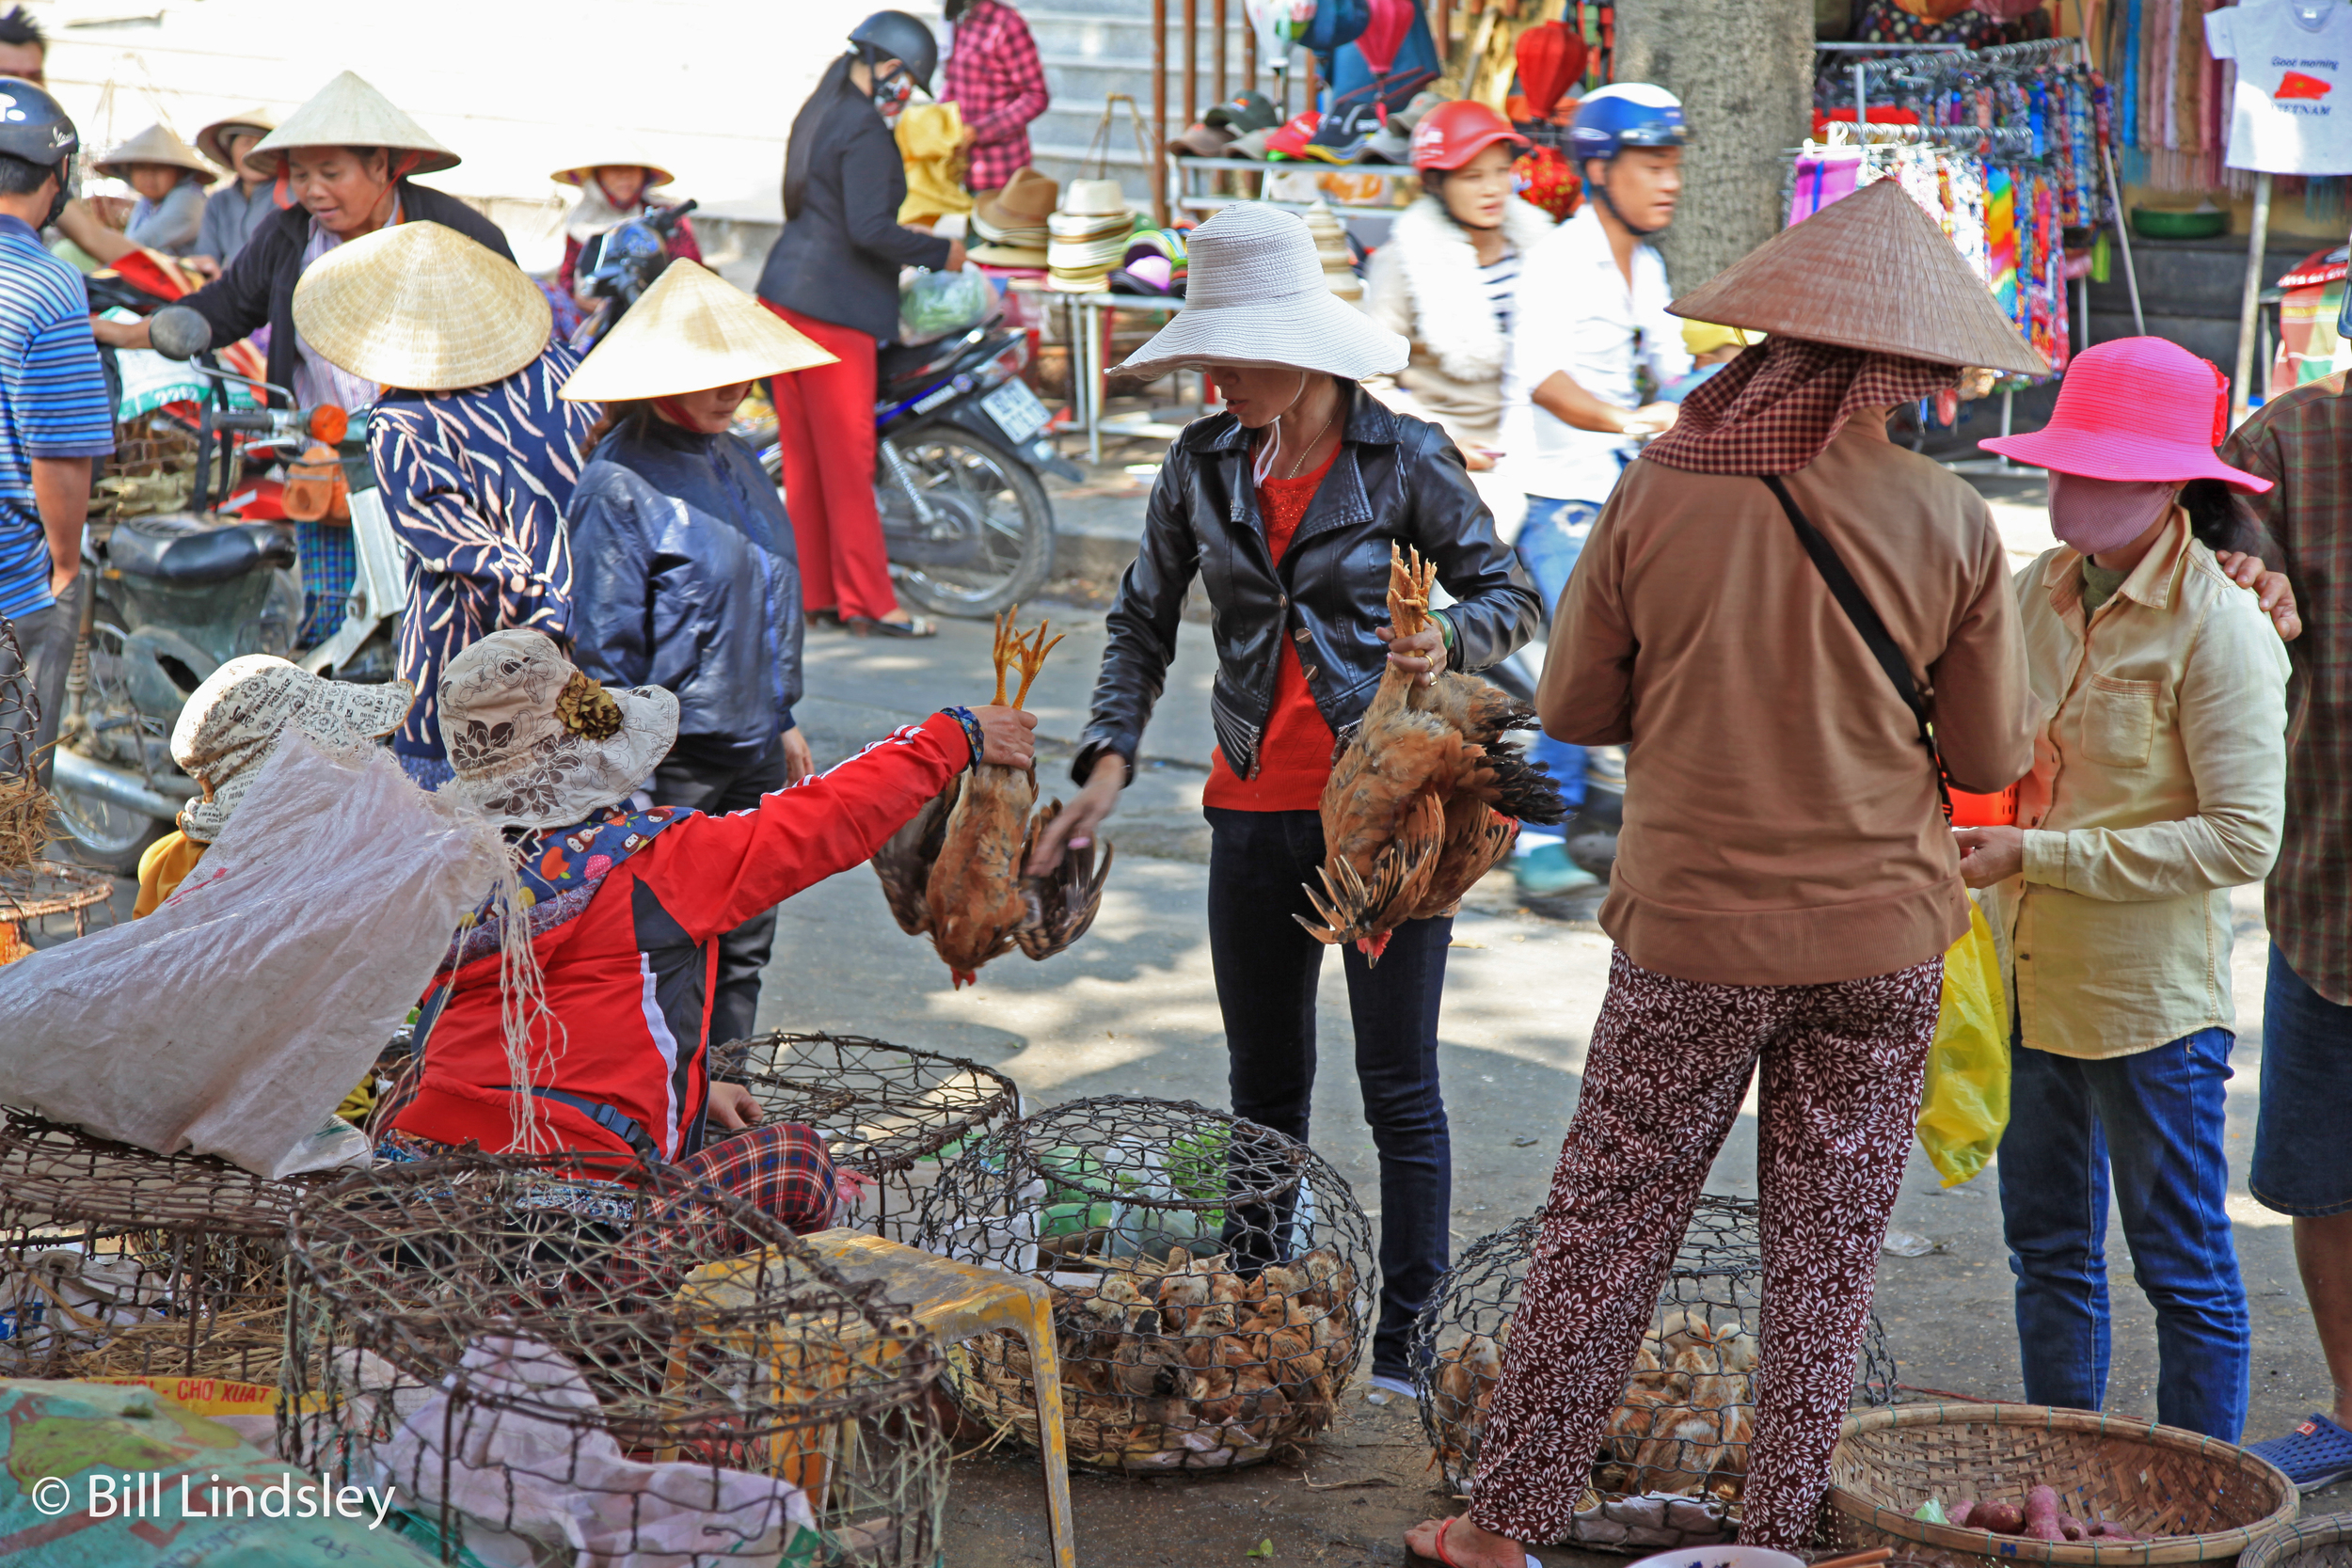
1276,401,1340,480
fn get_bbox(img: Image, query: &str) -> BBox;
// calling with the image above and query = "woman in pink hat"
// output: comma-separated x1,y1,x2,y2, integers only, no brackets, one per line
1966,336,2294,1439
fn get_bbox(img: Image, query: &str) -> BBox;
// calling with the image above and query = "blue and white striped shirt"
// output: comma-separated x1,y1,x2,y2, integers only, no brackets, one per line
0,215,115,619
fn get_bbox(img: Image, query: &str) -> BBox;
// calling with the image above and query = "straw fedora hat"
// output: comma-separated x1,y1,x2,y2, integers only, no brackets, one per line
246,71,458,179
1668,181,2044,376
195,107,277,174
1116,201,1406,383
973,167,1057,230
550,148,676,189
293,221,550,392
559,258,836,404
94,122,216,181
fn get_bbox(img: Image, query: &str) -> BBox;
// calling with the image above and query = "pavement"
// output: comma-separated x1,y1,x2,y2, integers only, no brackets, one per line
759,465,2345,1564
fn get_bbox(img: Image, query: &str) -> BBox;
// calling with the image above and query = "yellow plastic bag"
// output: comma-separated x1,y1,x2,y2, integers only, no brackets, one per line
1916,901,2010,1186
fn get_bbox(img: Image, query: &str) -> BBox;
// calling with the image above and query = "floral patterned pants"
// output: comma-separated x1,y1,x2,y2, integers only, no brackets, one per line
1470,949,1942,1547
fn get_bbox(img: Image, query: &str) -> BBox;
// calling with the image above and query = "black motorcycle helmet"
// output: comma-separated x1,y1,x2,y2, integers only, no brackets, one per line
0,76,77,226
849,10,938,93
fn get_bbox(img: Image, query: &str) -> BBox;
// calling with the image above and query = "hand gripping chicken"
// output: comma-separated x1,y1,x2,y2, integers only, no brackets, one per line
1300,546,1565,963
873,610,1115,987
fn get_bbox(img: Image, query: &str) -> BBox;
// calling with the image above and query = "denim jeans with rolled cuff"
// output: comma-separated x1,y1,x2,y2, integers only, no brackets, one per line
1204,805,1451,1381
1516,495,1601,813
1997,1024,2249,1440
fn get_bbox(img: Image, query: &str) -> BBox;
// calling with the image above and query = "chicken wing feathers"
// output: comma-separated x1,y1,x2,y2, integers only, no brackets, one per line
1018,797,1114,960
870,773,961,935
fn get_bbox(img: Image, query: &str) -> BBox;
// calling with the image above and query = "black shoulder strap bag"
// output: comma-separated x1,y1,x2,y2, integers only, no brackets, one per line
1758,474,1954,821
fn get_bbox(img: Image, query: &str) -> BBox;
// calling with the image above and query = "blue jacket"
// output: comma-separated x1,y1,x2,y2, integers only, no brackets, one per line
567,412,802,766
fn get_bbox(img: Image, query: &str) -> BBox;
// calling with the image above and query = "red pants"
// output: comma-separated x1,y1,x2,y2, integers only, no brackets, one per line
1470,949,1942,1547
761,301,899,621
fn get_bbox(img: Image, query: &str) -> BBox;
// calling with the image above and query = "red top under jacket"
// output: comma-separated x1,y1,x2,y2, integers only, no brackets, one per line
1203,446,1340,813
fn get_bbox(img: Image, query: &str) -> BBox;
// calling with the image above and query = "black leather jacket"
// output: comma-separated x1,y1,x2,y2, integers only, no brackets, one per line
1075,385,1541,784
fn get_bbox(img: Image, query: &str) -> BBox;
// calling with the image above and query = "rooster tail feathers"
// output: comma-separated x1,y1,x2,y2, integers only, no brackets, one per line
1483,747,1570,826
1295,832,1438,947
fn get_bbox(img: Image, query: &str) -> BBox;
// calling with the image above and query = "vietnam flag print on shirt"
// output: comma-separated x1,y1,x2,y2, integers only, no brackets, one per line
2206,0,2352,174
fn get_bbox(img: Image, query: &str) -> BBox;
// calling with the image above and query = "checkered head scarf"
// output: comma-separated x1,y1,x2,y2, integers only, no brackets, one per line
1643,337,1959,477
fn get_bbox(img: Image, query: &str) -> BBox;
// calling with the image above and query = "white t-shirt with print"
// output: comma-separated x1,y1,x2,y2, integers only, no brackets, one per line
2206,0,2352,174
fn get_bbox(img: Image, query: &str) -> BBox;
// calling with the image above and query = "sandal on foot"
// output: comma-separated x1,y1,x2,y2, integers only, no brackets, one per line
2247,1413,2352,1492
1426,1517,1542,1568
847,614,937,639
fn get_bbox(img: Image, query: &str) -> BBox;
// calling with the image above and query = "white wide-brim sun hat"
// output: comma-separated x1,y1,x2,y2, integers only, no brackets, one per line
1115,201,1406,384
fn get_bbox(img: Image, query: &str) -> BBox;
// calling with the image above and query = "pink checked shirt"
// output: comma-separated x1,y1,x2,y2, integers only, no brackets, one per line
942,0,1050,193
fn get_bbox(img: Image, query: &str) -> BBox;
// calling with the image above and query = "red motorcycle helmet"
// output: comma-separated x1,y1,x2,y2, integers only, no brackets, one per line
1409,100,1530,172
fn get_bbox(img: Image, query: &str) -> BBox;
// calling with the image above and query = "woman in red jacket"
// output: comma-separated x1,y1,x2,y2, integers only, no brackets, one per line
381,627,1033,1232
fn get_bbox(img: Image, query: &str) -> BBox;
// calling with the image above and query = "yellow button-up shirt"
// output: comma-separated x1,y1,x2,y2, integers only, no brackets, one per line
1992,514,2290,1059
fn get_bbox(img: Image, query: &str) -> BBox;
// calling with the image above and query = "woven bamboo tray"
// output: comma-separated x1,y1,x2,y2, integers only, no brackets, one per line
1822,1404,2297,1568
2240,1515,2352,1568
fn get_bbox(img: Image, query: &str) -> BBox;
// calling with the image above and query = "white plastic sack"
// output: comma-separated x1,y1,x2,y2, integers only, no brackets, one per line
0,735,503,1178
375,1335,820,1568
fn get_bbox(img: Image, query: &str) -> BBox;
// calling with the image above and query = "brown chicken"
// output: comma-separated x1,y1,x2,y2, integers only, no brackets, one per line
1299,545,1565,963
871,610,1115,987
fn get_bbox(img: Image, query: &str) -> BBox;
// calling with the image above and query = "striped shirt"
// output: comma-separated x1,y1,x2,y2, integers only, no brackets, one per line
2221,377,2352,1005
0,215,115,620
1481,252,1521,339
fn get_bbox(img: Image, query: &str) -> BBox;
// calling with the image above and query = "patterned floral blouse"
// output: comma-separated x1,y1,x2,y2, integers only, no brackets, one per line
368,339,596,763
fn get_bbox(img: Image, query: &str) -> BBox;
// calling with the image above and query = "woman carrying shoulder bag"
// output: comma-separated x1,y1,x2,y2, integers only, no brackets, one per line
1966,337,2296,1441
1027,201,1543,1399
756,9,961,638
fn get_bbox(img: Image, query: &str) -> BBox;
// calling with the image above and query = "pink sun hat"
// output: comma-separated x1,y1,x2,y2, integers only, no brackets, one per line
1979,336,2272,493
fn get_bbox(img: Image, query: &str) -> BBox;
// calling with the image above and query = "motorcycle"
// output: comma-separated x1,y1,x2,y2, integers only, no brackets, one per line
570,199,698,350
738,314,1075,617
49,306,354,871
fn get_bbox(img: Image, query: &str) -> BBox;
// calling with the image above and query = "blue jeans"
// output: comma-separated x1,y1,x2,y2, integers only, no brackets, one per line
2251,943,2352,1217
1204,806,1452,1381
1997,1027,2249,1439
1517,496,1601,813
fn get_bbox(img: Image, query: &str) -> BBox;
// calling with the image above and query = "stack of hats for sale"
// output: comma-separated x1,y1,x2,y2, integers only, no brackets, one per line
967,167,1057,268
1302,200,1361,302
1047,178,1135,293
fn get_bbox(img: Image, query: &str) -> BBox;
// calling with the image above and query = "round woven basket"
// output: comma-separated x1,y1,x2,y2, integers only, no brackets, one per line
2240,1515,2352,1568
1822,1403,2298,1567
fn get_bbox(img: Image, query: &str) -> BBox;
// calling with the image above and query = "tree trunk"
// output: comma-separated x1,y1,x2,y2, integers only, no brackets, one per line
1612,0,1814,291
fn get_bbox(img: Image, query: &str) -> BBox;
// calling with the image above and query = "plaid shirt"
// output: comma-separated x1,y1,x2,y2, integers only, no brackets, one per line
2222,376,2352,1005
942,0,1049,193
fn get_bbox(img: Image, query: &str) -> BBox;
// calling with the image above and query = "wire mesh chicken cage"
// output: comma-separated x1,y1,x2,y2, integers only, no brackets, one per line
913,1095,1376,1474
709,1030,1020,1243
1412,1194,1899,1551
0,1108,312,1387
280,1148,951,1567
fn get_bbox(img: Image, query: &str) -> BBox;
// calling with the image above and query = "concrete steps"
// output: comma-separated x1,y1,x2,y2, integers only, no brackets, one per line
2086,233,2310,367
1016,0,1247,202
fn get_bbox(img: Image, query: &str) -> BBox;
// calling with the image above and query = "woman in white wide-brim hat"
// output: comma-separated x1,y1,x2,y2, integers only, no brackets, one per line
550,143,702,299
559,257,836,1050
292,219,597,786
1026,198,1546,1399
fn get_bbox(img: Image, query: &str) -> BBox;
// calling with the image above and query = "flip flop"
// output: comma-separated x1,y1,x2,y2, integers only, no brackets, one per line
1426,1517,1543,1568
846,615,938,639
2246,1412,2352,1492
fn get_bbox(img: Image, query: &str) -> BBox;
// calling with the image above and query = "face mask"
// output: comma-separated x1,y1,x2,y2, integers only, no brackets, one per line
2047,472,2176,556
1250,372,1311,484
871,68,915,119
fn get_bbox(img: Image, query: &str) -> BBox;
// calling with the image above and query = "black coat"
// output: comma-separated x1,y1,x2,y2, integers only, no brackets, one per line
1076,384,1543,784
566,412,803,768
179,183,515,397
756,84,952,341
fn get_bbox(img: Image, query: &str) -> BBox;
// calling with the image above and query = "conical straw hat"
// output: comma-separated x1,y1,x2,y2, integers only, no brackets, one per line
246,71,458,178
1667,181,2047,377
195,107,276,173
292,221,550,391
551,142,676,189
559,259,837,403
94,122,216,180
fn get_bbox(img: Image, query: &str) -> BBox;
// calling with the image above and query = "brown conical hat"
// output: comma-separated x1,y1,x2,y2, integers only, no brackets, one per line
246,71,458,178
94,122,216,180
559,259,836,402
1668,181,2047,377
195,107,277,173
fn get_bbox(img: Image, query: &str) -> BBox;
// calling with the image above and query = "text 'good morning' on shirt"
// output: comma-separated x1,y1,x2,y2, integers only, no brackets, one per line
2207,0,2352,175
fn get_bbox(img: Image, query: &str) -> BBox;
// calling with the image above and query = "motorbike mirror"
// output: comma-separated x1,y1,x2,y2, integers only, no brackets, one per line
148,306,212,361
308,404,348,446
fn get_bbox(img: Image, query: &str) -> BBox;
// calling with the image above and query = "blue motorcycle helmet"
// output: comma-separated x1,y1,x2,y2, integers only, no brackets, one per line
1569,83,1687,237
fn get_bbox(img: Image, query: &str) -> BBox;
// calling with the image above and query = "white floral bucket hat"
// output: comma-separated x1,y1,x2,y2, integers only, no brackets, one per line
437,630,678,831
170,656,415,844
